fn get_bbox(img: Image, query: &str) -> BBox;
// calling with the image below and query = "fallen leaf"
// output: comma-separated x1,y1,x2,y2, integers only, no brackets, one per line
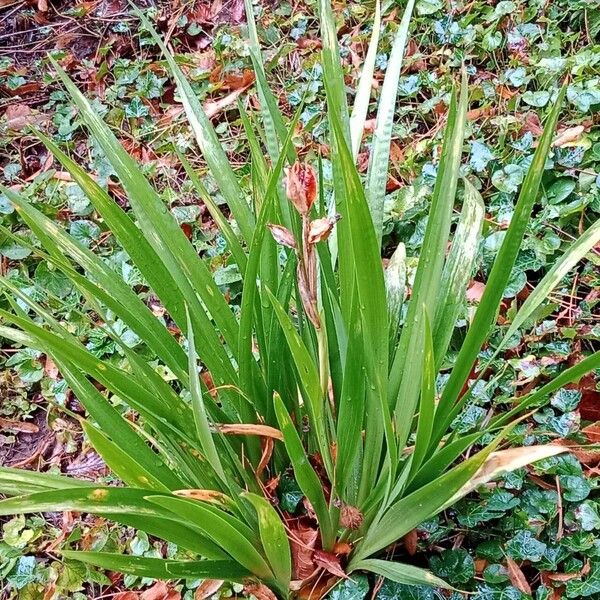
44,355,59,379
553,125,585,148
313,550,347,579
4,104,34,130
194,579,224,599
506,557,531,595
402,529,418,556
290,521,319,580
141,581,181,600
466,281,486,302
0,417,39,434
243,582,277,600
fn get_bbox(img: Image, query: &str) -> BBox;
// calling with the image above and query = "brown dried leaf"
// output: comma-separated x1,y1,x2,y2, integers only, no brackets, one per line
402,529,418,556
506,557,531,595
313,550,347,579
44,355,59,379
195,579,224,600
290,522,319,580
0,417,39,434
140,581,181,600
243,582,277,600
553,125,585,148
216,423,283,441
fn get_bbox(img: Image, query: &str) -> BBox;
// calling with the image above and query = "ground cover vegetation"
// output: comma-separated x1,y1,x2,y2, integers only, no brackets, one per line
0,0,599,599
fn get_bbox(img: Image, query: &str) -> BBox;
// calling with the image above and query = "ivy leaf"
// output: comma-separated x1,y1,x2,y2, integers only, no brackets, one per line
416,0,443,16
35,262,74,299
560,475,592,502
430,549,475,585
377,579,445,600
573,501,600,532
522,91,550,107
6,556,37,590
328,574,369,600
492,164,525,193
566,560,600,598
506,530,547,562
470,141,494,172
69,220,101,247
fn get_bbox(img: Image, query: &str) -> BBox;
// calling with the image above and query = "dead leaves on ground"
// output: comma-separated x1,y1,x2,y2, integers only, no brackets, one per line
115,581,180,600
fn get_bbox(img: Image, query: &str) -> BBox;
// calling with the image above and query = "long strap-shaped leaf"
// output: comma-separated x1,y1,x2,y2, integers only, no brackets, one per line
0,466,92,496
319,0,351,145
351,423,510,563
238,105,303,420
365,0,416,245
490,349,600,428
351,558,452,590
49,60,240,372
273,394,335,551
243,492,292,590
63,552,250,581
432,179,485,368
431,86,566,442
266,288,331,478
326,75,395,499
133,8,255,243
147,495,273,580
349,0,381,161
390,75,468,452
178,151,247,271
0,316,192,437
186,307,227,483
0,486,224,558
81,421,172,492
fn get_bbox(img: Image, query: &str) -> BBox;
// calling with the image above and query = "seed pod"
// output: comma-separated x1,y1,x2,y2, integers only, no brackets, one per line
307,215,340,244
267,223,297,249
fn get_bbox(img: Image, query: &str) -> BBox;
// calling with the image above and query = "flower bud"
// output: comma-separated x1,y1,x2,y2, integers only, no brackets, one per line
284,162,317,215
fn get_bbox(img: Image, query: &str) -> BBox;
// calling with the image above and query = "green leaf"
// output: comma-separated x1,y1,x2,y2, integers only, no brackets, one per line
146,495,273,580
433,85,567,440
390,74,468,452
186,307,226,483
432,179,484,368
62,552,250,581
0,486,224,557
349,0,381,160
273,394,334,550
365,0,416,245
242,492,292,588
352,558,452,590
81,420,171,492
48,61,240,386
132,9,255,243
429,549,473,586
